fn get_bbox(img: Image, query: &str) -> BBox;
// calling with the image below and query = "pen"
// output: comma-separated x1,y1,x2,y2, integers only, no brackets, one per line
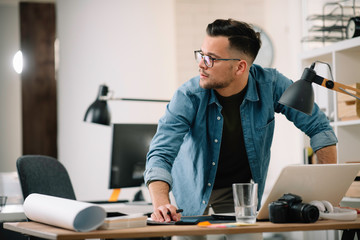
167,209,183,215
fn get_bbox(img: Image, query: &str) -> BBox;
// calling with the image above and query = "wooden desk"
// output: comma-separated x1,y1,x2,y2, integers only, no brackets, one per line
4,217,360,240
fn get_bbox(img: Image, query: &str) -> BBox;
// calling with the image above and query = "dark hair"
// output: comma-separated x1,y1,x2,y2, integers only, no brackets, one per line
206,19,261,62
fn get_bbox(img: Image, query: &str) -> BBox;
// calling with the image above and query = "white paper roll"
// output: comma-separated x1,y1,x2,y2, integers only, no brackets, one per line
24,193,106,232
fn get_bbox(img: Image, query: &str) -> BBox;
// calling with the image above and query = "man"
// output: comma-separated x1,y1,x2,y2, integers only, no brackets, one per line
144,19,337,223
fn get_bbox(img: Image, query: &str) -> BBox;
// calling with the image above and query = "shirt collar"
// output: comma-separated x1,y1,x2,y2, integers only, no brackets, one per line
209,89,218,106
245,66,260,102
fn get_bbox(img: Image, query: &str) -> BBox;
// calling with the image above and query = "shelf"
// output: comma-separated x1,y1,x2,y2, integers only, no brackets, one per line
300,37,360,60
300,36,360,164
331,119,360,127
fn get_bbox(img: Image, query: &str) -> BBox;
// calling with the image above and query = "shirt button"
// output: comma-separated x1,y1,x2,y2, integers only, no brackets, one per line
217,116,221,120
208,183,211,187
202,200,206,204
212,162,215,166
214,139,218,143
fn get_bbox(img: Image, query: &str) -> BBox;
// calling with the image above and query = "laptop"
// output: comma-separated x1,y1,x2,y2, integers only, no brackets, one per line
256,163,360,220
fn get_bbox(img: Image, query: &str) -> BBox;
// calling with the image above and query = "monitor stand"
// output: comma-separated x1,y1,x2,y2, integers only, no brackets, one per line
133,189,145,202
129,188,152,205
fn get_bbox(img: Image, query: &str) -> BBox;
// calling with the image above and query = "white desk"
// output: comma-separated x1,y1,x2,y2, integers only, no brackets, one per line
97,202,153,215
0,204,26,222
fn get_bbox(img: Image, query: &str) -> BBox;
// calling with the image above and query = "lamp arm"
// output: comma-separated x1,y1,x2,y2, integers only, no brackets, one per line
319,78,360,101
116,97,170,103
99,96,170,103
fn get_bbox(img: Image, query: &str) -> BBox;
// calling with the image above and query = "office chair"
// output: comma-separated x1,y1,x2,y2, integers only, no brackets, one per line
15,155,76,240
16,155,76,201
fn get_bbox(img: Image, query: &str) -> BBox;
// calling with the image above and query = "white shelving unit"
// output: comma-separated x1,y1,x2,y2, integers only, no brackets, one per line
300,37,360,164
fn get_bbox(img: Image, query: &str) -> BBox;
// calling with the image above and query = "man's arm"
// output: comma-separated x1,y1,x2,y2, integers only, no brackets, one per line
315,145,337,164
148,180,181,222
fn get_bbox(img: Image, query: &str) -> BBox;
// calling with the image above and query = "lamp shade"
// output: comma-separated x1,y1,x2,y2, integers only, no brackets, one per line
278,67,319,116
279,62,360,116
278,79,315,116
84,85,111,125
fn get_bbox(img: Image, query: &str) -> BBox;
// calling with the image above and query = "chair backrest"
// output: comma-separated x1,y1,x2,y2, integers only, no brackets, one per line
16,155,76,200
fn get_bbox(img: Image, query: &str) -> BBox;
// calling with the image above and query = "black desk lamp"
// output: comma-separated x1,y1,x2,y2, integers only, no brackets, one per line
278,61,360,115
84,84,170,126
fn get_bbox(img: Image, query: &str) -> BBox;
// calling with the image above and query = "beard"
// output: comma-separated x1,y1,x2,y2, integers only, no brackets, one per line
199,69,234,90
200,78,224,89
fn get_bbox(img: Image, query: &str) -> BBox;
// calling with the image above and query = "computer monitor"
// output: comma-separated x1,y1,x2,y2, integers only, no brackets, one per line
109,123,157,189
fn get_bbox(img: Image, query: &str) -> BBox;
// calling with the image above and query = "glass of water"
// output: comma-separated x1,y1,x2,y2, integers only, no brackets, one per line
232,183,258,224
0,196,7,212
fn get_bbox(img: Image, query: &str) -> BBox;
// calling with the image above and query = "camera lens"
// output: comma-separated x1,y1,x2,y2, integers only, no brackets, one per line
301,204,319,223
289,203,319,223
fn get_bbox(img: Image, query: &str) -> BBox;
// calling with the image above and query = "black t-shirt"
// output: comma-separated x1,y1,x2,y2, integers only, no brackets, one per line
213,87,252,189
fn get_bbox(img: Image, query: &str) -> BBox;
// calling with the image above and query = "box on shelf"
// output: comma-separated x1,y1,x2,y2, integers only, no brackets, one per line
337,83,360,121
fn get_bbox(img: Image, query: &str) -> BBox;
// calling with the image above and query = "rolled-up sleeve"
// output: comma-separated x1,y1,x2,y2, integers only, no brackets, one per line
144,166,173,188
310,130,338,152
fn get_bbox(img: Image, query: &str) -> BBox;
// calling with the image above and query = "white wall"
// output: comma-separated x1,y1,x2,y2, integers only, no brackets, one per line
1,0,306,203
0,2,22,172
56,0,176,201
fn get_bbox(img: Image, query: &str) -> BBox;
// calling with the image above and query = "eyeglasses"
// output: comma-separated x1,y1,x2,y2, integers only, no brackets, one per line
194,50,241,68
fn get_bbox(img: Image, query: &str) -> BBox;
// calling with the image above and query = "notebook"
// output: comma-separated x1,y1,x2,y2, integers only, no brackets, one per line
257,163,360,220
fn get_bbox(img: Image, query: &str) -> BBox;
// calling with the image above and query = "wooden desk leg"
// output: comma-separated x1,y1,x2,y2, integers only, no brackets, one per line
341,229,360,240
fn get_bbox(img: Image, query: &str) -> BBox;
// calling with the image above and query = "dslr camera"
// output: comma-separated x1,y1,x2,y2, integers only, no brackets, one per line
268,193,319,223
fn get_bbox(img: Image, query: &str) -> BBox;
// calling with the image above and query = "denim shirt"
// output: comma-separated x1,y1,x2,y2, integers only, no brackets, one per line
144,64,337,216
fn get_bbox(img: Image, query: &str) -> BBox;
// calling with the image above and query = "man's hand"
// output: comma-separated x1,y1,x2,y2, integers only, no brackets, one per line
315,145,337,164
148,180,182,222
151,203,181,222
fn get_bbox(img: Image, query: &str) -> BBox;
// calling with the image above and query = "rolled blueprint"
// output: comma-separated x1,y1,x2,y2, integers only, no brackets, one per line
23,193,106,232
